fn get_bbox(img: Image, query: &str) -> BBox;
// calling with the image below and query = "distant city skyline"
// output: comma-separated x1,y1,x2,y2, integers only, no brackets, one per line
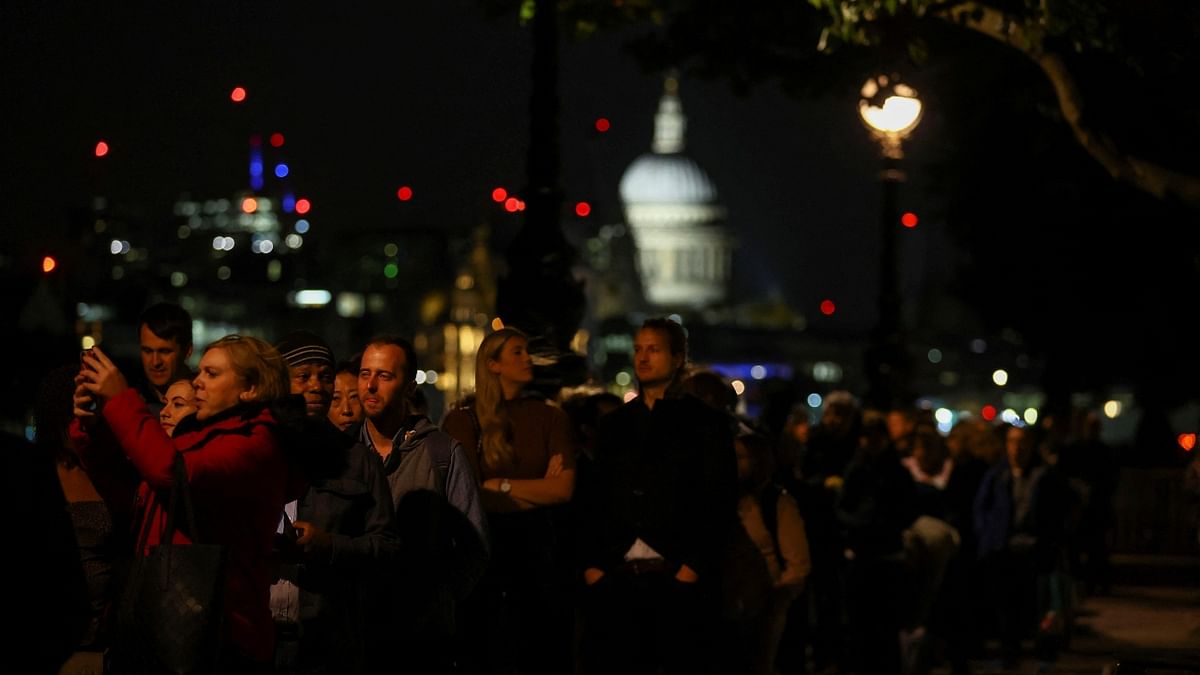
3,1,948,336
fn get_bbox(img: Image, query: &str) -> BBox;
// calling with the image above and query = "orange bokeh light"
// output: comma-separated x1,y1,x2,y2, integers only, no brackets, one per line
1179,433,1196,452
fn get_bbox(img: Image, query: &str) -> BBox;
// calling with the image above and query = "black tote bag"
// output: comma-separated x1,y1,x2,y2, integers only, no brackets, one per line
108,453,228,675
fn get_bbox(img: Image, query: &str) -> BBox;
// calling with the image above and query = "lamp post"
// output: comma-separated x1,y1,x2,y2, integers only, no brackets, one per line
858,74,923,409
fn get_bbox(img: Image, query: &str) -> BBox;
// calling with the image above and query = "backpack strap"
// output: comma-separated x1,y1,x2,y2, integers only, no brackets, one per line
423,431,454,487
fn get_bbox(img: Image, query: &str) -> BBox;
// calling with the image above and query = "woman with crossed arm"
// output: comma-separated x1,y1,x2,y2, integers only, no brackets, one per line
442,327,577,675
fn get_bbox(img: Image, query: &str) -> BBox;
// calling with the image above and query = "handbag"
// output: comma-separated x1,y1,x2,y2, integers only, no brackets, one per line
108,453,228,675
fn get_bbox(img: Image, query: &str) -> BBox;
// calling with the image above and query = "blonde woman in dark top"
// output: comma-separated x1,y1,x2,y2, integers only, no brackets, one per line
442,327,577,675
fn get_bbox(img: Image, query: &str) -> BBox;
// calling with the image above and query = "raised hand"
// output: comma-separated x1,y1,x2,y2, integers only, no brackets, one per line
78,346,130,407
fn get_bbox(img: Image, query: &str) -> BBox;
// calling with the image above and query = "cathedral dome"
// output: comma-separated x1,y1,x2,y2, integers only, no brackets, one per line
619,153,717,205
617,75,734,310
618,76,717,206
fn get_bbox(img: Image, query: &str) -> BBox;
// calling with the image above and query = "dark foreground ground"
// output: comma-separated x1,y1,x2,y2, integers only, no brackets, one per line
934,554,1200,675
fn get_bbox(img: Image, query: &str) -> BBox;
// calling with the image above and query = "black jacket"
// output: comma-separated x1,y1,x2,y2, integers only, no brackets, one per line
288,419,398,674
578,392,737,579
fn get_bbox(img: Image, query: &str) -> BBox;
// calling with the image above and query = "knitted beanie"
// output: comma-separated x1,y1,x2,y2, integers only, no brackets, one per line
275,330,335,367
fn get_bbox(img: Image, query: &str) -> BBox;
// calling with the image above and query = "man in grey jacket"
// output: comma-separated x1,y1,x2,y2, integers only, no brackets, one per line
357,334,488,674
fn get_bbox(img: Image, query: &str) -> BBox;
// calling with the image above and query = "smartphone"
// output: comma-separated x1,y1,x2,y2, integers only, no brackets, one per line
79,349,98,411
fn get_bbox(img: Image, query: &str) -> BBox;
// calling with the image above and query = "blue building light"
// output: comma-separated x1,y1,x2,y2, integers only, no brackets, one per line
705,363,795,381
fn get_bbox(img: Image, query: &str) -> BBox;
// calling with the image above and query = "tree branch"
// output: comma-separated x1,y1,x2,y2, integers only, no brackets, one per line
940,1,1200,208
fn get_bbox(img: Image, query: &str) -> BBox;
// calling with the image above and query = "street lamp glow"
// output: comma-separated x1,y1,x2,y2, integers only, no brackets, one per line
992,369,1009,386
859,76,923,150
1103,400,1122,418
859,94,922,135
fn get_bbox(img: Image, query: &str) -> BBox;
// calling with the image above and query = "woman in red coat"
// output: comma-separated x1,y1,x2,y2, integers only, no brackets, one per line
73,335,303,672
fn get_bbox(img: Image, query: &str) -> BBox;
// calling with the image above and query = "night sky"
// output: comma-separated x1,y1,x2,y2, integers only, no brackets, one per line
3,1,948,333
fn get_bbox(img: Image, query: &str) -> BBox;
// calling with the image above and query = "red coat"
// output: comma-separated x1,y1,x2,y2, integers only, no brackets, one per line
72,388,300,663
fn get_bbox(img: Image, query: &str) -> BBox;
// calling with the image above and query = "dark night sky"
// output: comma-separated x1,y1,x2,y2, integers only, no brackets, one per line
3,1,949,333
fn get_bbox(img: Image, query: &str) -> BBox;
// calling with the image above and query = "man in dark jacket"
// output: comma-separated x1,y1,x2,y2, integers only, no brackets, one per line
577,318,738,675
270,330,398,675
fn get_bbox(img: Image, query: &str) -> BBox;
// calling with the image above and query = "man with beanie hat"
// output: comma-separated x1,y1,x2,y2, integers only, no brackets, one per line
270,330,398,675
275,330,337,419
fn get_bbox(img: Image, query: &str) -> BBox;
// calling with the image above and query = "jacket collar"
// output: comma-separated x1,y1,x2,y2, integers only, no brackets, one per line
172,401,273,439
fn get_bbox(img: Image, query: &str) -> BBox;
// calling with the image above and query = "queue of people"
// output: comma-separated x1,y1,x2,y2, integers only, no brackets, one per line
28,304,1116,675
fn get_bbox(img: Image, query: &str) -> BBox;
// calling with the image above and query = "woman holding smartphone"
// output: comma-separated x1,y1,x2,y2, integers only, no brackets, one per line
72,336,305,672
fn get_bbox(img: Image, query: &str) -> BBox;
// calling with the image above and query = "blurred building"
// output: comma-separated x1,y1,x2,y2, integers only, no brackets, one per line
619,75,735,310
56,133,463,377
571,76,1070,435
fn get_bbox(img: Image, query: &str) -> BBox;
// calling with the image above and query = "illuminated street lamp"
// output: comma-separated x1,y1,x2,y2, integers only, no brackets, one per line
859,75,923,159
858,74,923,409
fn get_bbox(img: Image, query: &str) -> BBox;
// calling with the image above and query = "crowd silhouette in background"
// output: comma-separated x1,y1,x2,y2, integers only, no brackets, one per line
15,303,1149,675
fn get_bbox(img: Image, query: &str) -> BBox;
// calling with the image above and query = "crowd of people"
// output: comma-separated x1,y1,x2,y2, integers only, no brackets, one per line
23,303,1124,675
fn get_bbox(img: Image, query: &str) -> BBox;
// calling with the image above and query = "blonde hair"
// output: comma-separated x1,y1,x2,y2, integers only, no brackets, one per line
204,335,290,404
473,327,527,470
